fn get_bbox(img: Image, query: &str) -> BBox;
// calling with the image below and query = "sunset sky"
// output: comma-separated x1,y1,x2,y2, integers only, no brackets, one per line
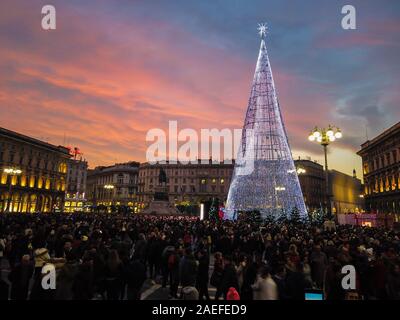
1,0,399,177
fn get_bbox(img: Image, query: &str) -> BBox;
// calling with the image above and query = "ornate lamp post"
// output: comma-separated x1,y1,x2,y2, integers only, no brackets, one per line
104,184,114,208
308,125,342,218
3,168,22,212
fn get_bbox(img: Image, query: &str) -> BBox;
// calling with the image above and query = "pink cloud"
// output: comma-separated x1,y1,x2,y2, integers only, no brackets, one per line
0,0,342,169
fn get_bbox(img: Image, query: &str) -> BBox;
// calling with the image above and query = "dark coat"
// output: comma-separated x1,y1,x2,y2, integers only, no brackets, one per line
124,260,146,290
179,255,198,287
196,254,209,284
8,263,34,300
220,263,239,297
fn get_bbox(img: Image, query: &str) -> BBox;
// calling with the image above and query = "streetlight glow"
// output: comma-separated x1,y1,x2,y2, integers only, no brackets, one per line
297,168,306,175
3,168,23,175
307,125,342,218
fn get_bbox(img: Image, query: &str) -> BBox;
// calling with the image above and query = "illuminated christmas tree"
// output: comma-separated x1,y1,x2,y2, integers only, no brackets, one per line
226,24,307,220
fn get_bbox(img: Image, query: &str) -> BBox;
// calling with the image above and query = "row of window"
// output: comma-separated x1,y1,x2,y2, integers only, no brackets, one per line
0,150,67,173
91,174,137,186
0,173,65,191
363,149,399,174
139,169,231,177
140,185,226,193
140,178,226,184
365,174,400,194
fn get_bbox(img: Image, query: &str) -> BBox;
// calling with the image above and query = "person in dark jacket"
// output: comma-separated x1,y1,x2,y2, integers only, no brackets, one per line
104,249,124,300
196,249,210,300
133,233,147,264
55,256,79,300
72,258,94,300
161,244,175,288
124,258,147,300
169,247,181,299
240,255,260,300
386,264,400,300
310,245,328,288
179,248,198,296
286,262,310,300
272,264,289,300
8,255,34,300
0,270,9,300
219,256,239,300
147,234,162,279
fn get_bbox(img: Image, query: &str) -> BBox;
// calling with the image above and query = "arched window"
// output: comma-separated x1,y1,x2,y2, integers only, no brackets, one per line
58,162,67,174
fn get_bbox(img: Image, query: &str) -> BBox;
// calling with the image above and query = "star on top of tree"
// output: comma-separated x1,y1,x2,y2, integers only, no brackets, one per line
257,23,268,38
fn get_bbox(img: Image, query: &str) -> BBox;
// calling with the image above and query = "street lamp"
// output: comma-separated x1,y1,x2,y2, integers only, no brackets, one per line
308,125,342,218
296,167,306,175
104,184,114,209
3,167,22,213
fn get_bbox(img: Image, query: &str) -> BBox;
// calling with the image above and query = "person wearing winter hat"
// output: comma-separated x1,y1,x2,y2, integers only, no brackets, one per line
226,287,240,300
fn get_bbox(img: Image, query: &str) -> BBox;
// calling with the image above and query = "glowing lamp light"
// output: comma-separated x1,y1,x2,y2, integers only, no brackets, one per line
335,131,342,139
308,134,315,141
297,168,306,174
200,203,204,220
313,130,321,138
328,135,336,142
317,136,322,143
3,168,22,175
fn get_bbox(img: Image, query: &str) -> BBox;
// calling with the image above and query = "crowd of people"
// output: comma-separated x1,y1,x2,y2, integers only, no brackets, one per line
0,213,399,300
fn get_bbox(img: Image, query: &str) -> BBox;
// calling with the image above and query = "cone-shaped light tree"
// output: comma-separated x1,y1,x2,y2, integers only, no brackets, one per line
226,24,307,220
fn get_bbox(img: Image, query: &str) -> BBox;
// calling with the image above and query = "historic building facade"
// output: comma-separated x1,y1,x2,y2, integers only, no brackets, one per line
86,161,139,211
357,122,400,216
294,159,326,212
0,127,70,213
64,158,88,212
137,160,234,210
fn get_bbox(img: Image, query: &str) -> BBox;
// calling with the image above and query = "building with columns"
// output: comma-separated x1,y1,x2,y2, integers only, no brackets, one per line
357,122,400,217
137,160,234,211
64,158,88,212
0,127,70,213
86,161,140,211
